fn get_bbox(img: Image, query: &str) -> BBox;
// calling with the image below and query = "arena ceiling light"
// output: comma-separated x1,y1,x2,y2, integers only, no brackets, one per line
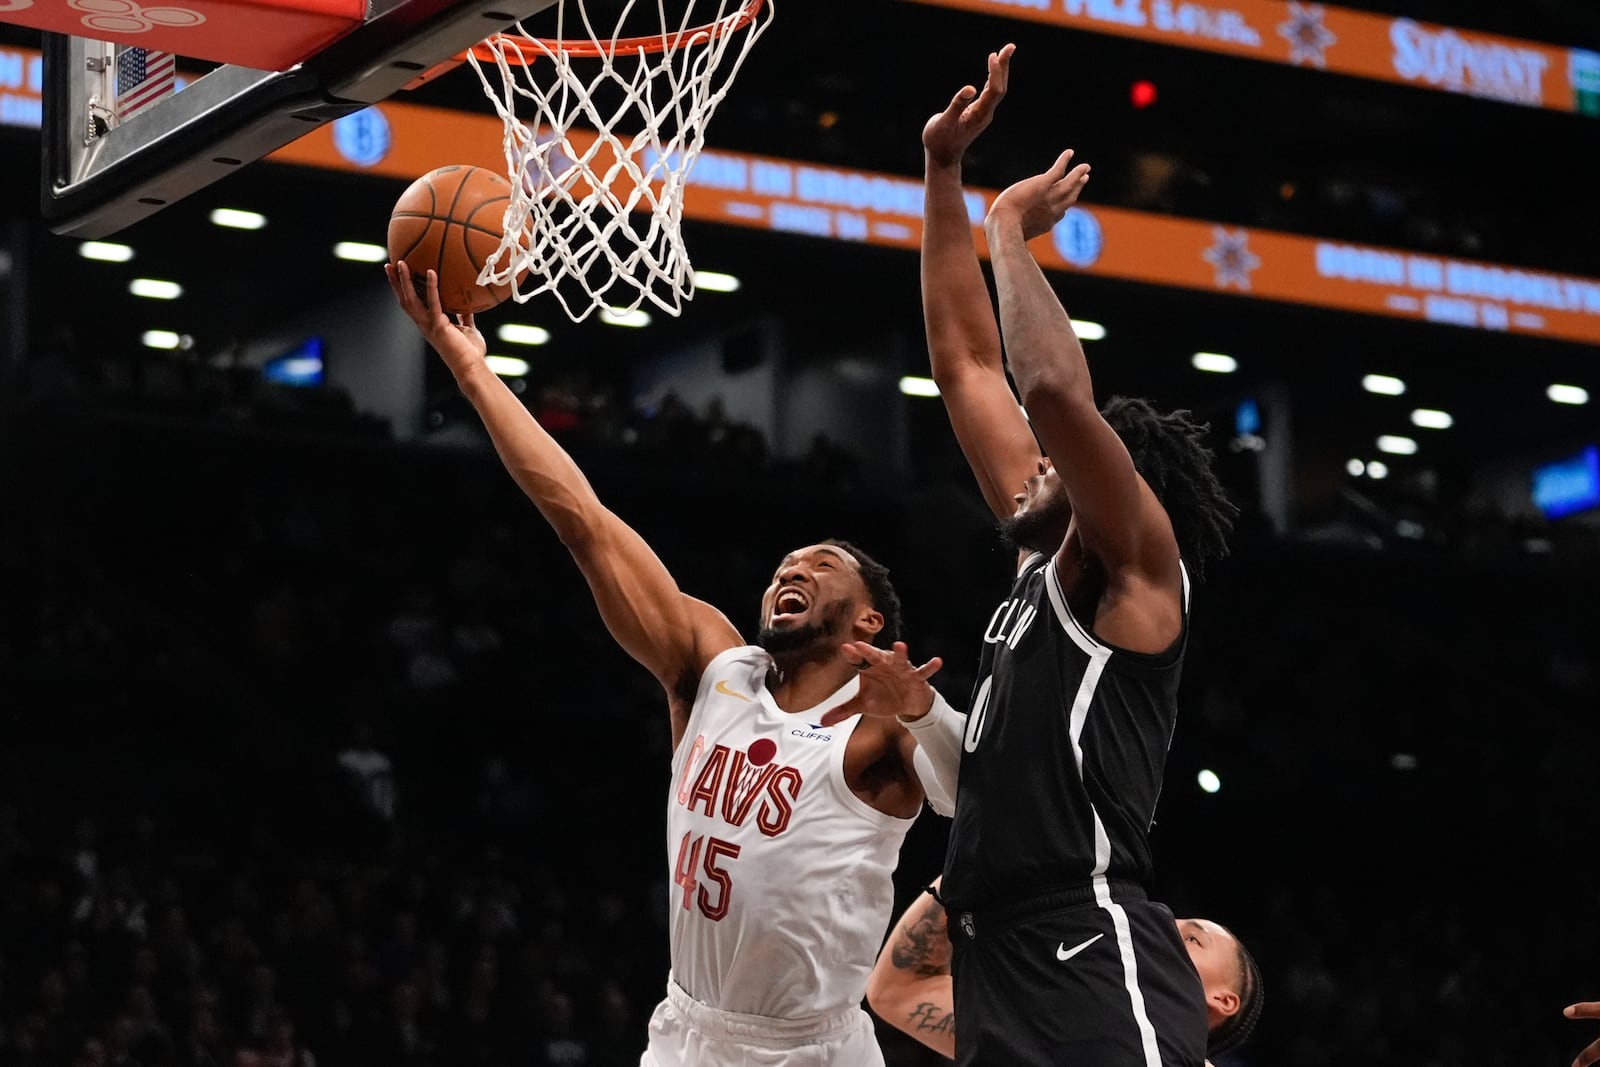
1377,435,1418,455
692,270,741,293
1366,460,1390,479
129,278,183,300
1410,408,1453,429
1362,373,1406,396
1548,383,1590,405
333,242,388,263
210,208,267,230
1196,769,1221,793
142,330,182,349
485,355,531,377
1191,352,1237,373
496,324,551,346
1346,459,1366,476
899,376,940,398
1072,319,1106,341
600,307,652,328
79,241,134,262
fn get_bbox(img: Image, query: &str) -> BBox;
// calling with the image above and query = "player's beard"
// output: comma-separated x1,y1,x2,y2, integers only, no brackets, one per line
999,500,1071,556
756,598,853,660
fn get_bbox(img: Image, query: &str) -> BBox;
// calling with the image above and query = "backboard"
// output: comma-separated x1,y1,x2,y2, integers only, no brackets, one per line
23,0,556,237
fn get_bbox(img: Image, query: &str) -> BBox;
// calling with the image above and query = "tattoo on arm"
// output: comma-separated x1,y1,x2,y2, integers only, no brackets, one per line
889,896,953,978
906,1001,956,1037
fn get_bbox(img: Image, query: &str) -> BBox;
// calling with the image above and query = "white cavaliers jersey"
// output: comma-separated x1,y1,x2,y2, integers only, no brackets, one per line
665,645,917,1020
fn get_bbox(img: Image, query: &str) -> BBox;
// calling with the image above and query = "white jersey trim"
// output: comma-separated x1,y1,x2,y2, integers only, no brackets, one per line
1043,557,1192,659
1047,567,1166,1067
825,715,919,832
675,644,760,764
1094,876,1164,1067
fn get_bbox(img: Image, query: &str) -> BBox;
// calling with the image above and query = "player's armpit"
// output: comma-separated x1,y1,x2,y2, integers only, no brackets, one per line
564,517,741,727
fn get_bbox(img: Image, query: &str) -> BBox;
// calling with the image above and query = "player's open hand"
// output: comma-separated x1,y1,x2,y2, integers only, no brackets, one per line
1566,1002,1600,1067
923,43,1014,169
820,641,944,727
385,261,488,373
986,149,1092,242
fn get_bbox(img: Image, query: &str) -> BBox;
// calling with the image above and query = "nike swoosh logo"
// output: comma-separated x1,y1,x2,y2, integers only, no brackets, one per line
714,680,750,702
1055,933,1104,961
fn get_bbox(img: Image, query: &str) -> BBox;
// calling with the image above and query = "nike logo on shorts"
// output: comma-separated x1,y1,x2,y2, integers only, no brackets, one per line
1055,933,1104,961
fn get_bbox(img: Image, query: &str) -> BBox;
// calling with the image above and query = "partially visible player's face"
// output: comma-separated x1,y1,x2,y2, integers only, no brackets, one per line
999,458,1072,554
1174,918,1242,1030
756,544,869,656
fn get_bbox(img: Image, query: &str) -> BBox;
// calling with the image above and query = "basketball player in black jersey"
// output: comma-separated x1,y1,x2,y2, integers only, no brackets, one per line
827,44,1243,1066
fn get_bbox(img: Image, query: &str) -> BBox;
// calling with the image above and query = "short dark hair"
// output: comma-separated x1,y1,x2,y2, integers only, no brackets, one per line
1100,396,1238,581
1207,933,1264,1057
821,539,903,648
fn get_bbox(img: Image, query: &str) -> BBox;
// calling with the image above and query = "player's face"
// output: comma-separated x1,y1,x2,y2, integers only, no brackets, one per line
999,458,1073,554
1174,918,1242,1030
755,544,868,655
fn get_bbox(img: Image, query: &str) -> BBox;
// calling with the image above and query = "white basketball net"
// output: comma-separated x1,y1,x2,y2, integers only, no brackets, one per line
467,0,773,322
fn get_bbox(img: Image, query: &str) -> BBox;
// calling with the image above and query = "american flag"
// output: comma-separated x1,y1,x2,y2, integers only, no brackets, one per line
116,46,175,121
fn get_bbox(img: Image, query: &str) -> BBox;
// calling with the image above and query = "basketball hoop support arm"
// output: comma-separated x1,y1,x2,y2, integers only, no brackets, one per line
42,0,558,238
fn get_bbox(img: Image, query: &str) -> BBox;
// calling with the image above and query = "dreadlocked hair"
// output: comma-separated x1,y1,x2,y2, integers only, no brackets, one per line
821,539,903,648
1100,396,1238,581
1207,935,1264,1057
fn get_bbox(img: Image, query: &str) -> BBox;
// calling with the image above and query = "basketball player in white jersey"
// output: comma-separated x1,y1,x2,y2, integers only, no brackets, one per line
386,262,944,1067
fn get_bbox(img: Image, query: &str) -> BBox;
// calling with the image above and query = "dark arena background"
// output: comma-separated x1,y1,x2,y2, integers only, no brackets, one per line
3,1,1600,1065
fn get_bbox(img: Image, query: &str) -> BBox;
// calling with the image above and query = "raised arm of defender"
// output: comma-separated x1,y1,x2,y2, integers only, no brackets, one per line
921,44,1042,524
387,263,739,745
983,157,1185,641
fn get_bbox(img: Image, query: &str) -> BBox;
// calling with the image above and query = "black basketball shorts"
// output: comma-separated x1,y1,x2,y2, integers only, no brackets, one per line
948,884,1208,1067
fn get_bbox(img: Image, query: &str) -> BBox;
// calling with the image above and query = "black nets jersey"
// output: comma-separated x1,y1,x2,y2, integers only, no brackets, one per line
941,551,1190,914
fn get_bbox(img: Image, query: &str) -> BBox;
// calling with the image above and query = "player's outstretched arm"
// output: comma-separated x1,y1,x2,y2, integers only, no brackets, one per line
387,263,739,742
923,44,1042,523
1567,1002,1600,1067
867,878,957,1060
984,157,1183,636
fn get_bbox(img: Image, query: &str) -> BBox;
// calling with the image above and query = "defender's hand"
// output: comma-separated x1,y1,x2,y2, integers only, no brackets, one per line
923,44,1015,169
985,148,1092,242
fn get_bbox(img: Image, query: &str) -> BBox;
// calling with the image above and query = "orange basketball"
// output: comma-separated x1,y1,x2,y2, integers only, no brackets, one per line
387,165,517,315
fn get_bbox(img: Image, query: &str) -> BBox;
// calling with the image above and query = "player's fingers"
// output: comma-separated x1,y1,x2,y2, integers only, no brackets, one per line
913,656,945,679
990,43,1013,95
384,263,407,305
424,270,446,319
842,641,882,669
1049,148,1075,177
458,312,476,332
1575,1036,1600,1067
1570,1004,1600,1019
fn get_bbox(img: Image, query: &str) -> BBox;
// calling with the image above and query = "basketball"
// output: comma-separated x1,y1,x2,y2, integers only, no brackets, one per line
387,164,517,316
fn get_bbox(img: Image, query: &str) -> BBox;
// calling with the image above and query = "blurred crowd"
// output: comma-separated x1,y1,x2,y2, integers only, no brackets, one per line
1,361,1597,1067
